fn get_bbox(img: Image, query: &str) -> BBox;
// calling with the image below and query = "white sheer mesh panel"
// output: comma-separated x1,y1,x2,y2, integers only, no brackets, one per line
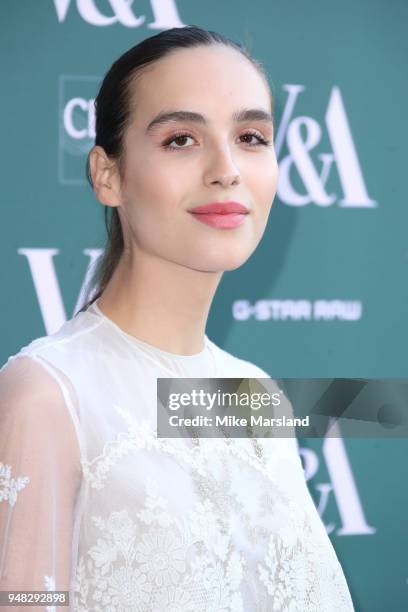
0,354,82,606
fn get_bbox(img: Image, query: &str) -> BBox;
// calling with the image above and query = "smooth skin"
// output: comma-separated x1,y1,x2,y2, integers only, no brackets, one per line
89,44,279,355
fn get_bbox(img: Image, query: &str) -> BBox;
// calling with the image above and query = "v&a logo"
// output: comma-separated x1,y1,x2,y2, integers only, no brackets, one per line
276,85,377,208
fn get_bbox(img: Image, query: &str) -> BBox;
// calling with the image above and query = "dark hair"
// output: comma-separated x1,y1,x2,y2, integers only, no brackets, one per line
76,25,273,314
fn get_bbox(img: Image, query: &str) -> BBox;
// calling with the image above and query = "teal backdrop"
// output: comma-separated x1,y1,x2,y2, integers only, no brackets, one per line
1,2,407,610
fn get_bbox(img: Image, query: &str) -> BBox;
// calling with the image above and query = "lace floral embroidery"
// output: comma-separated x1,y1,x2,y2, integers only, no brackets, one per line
257,500,353,612
75,406,354,611
72,477,246,612
80,404,294,491
0,461,30,507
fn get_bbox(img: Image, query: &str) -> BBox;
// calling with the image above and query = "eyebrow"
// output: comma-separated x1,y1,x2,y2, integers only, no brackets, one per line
145,108,274,133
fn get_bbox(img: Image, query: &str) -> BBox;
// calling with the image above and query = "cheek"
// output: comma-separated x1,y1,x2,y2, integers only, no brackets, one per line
127,153,186,212
250,155,279,218
261,153,279,195
123,155,183,219
121,165,189,251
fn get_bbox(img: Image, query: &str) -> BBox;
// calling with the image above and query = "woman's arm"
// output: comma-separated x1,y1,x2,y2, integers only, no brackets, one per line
0,355,82,609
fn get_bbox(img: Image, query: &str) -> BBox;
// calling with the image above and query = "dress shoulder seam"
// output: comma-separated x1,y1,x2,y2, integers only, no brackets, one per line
20,317,104,357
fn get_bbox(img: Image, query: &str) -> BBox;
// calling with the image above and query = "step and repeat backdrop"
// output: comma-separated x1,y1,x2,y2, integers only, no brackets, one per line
1,1,407,610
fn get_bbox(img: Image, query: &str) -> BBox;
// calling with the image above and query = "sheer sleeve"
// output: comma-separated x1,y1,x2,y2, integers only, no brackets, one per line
0,354,82,610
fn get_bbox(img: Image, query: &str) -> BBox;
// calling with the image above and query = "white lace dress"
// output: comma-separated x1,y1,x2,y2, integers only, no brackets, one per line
0,299,355,611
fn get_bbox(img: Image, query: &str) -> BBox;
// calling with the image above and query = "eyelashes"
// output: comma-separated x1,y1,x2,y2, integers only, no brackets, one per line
161,130,272,151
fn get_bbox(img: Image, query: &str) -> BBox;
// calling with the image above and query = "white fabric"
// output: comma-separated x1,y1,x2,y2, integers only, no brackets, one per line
0,299,355,611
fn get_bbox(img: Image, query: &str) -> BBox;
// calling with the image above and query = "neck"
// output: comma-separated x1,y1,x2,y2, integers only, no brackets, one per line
96,249,223,355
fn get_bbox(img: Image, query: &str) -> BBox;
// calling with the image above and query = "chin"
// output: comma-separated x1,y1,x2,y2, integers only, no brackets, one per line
187,250,253,273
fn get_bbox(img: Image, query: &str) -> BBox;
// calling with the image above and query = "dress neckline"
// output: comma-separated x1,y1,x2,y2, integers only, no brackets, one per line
87,297,214,362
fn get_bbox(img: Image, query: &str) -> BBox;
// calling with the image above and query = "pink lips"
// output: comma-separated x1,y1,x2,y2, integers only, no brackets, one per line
188,201,249,229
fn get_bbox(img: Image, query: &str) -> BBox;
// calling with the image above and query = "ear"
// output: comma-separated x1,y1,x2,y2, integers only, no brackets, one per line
88,145,122,207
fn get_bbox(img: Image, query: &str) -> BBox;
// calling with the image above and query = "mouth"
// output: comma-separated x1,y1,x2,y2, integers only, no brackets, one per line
188,201,249,214
188,211,248,229
187,200,249,229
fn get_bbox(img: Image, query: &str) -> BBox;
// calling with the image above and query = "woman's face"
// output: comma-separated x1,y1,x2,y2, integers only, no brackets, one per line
117,44,278,272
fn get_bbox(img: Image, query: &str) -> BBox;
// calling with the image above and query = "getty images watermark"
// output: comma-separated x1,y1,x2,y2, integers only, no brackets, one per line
157,378,408,439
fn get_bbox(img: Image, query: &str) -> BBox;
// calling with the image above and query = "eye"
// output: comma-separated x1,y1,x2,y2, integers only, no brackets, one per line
239,130,271,147
161,130,272,151
162,132,195,150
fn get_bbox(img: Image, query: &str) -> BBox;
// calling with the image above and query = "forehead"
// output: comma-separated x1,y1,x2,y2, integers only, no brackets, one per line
128,45,271,125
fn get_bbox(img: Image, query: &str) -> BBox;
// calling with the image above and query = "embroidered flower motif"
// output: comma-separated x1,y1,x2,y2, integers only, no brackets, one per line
258,545,295,611
89,509,137,563
137,478,173,527
106,509,136,540
105,565,151,609
187,499,230,562
89,537,118,574
257,508,333,612
135,528,186,587
188,550,246,612
152,584,193,611
0,461,30,507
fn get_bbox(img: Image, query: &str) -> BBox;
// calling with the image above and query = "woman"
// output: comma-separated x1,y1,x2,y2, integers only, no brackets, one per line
0,26,354,611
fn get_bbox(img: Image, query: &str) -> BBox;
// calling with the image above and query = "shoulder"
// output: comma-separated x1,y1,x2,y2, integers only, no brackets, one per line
0,310,106,390
206,337,272,379
4,310,104,363
0,355,83,470
0,310,105,417
0,355,76,427
0,355,64,409
0,313,100,423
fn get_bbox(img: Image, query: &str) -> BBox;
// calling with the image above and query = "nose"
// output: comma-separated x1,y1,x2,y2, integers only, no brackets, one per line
203,145,241,188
